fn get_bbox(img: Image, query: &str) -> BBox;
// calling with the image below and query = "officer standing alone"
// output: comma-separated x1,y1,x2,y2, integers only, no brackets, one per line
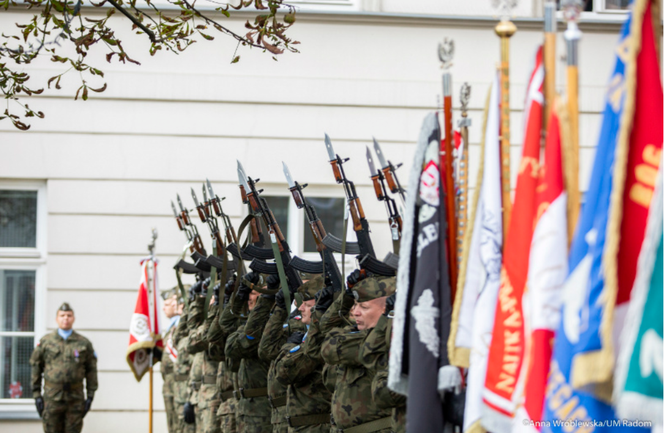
30,302,98,433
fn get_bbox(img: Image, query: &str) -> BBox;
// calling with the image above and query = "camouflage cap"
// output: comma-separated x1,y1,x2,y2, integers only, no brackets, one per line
297,271,322,282
352,276,396,302
58,302,73,313
298,275,325,301
161,287,177,300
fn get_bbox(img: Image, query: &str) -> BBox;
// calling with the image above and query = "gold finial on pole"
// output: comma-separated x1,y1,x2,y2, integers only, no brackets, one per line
457,83,472,272
493,0,517,238
544,1,557,130
563,0,582,246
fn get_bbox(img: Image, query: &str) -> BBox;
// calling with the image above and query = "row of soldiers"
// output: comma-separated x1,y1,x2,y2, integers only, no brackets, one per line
160,268,405,433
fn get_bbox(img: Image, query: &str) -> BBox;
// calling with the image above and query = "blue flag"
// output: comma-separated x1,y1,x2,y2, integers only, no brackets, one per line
542,2,650,431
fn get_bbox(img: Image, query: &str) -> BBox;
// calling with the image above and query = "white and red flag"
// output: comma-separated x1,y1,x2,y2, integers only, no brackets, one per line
516,103,568,432
482,46,544,432
126,258,163,381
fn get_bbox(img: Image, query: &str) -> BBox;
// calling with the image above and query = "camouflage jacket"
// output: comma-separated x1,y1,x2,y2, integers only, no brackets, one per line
212,302,239,416
30,330,98,402
161,318,180,398
188,298,221,409
274,318,332,421
259,306,305,400
224,295,273,417
173,311,194,405
359,316,406,433
320,292,391,429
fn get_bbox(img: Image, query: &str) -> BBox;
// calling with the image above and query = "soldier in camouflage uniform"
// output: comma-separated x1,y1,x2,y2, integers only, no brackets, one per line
208,276,239,433
358,290,406,433
321,274,396,433
162,287,185,433
30,303,98,433
187,278,220,433
221,272,272,432
173,285,198,433
258,275,309,433
274,276,332,433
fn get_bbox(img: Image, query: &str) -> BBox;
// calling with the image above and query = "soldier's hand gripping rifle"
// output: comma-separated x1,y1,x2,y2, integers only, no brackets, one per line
323,134,396,276
237,161,268,252
283,162,344,292
366,145,403,255
237,163,303,291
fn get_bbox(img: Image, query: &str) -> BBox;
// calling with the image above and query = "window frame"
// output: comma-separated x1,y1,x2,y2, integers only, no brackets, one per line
0,181,47,415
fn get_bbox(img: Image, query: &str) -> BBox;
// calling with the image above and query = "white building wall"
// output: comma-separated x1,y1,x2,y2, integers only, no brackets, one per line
0,3,624,431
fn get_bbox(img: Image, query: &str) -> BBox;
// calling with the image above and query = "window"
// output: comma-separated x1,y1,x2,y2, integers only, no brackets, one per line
0,183,46,413
555,0,628,15
257,196,290,243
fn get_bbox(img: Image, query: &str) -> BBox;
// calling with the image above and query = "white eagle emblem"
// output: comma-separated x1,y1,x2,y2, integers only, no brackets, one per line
411,289,440,357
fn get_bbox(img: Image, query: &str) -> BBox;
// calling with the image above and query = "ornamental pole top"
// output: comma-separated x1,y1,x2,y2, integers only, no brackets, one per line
438,38,454,69
492,0,518,22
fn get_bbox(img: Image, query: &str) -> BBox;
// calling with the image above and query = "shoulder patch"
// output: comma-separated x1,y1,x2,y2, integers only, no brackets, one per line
246,335,255,340
289,345,300,353
282,324,289,328
294,315,302,320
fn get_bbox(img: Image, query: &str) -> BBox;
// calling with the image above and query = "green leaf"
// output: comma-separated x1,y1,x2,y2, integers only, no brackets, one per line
231,55,240,64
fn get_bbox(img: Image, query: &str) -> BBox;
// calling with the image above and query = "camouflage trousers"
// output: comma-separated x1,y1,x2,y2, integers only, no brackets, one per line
236,414,272,433
42,398,85,433
271,405,288,433
219,412,236,433
196,405,205,433
203,402,221,433
175,401,196,433
164,394,177,433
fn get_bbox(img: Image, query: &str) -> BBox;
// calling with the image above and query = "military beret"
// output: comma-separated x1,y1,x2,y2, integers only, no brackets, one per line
298,275,325,301
352,276,396,302
58,302,73,313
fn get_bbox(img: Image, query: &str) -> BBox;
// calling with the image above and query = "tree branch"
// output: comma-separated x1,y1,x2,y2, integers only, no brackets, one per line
105,0,157,43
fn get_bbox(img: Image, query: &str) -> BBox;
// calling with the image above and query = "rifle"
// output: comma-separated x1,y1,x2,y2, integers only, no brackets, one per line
323,134,396,276
372,138,407,206
171,200,194,250
283,162,344,292
237,162,303,291
237,161,267,250
365,146,403,255
204,179,247,271
176,193,207,263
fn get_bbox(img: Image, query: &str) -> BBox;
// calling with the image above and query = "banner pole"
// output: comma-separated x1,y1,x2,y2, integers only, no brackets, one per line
149,354,153,433
563,0,583,244
544,1,557,130
494,4,517,239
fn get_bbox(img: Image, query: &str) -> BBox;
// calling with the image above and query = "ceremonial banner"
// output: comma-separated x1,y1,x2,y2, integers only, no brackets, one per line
127,258,164,381
406,114,457,431
482,47,543,433
543,1,658,430
516,103,568,432
447,72,502,433
389,113,440,396
614,165,663,426
570,0,663,393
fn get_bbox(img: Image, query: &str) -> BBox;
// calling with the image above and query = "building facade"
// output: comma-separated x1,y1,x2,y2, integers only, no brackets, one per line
1,0,629,431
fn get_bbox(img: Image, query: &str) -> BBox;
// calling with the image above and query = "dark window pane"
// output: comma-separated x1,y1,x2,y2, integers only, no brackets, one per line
1,336,33,399
1,270,35,333
0,190,37,248
304,198,345,253
603,0,628,9
257,196,289,244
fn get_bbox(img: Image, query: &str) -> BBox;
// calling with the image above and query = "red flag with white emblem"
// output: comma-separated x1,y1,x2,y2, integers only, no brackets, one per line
126,258,163,381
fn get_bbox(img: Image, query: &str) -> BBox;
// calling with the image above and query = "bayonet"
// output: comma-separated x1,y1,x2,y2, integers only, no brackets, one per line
366,146,377,176
373,138,406,205
176,194,185,213
373,138,388,170
324,133,336,162
191,188,201,209
283,162,296,189
171,200,180,220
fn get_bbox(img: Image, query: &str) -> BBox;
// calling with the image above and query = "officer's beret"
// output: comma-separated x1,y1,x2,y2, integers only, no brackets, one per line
352,276,396,303
298,275,325,301
58,302,73,313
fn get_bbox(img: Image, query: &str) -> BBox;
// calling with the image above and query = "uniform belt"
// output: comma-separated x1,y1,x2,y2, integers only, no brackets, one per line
174,374,189,382
287,413,330,427
268,395,287,409
202,376,217,385
44,381,83,392
220,390,235,402
334,416,392,433
210,399,221,411
233,387,267,399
